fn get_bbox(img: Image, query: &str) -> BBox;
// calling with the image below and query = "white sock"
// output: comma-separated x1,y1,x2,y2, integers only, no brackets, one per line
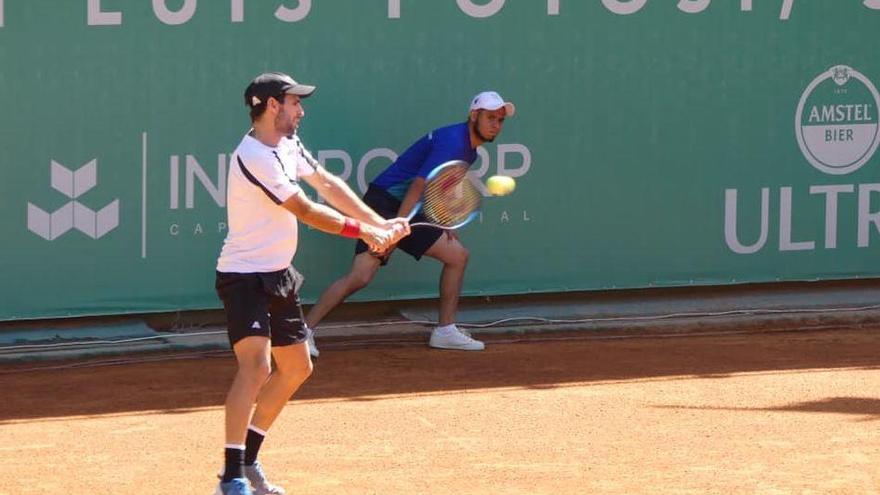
248,425,267,436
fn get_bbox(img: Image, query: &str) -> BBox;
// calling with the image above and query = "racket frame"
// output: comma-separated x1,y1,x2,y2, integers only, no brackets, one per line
405,160,480,230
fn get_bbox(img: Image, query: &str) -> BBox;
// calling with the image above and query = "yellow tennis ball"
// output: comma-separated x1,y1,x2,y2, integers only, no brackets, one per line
486,175,516,196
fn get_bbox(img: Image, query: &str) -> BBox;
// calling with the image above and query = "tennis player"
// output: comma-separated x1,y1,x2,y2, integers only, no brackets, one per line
305,91,515,354
213,72,408,495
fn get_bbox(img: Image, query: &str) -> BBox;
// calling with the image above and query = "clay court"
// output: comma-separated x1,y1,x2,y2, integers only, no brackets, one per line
3,326,880,494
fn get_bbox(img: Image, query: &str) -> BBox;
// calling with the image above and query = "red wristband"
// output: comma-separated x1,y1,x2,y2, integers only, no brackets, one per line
340,218,361,239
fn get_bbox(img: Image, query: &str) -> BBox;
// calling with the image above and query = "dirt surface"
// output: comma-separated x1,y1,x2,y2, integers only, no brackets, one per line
2,327,880,494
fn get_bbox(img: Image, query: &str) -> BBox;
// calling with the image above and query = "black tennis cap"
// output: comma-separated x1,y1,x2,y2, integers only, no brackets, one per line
244,72,316,108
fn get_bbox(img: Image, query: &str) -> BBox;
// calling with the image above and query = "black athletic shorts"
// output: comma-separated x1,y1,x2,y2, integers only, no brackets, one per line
355,184,443,265
215,265,308,347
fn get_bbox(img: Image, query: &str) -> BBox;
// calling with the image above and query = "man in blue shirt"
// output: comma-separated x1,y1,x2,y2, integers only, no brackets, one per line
305,91,515,352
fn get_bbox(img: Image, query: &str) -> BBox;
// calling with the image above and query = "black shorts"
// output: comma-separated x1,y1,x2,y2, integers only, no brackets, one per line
215,266,308,347
355,185,443,265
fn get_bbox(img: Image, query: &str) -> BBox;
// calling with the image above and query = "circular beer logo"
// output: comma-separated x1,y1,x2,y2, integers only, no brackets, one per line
795,65,880,175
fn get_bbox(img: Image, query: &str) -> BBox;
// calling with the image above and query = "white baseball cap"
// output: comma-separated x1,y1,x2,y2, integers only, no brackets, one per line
469,91,516,117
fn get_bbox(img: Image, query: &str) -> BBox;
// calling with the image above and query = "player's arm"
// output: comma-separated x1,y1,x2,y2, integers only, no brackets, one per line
400,131,460,218
405,133,464,238
397,177,425,218
300,167,388,225
302,163,410,237
281,190,402,251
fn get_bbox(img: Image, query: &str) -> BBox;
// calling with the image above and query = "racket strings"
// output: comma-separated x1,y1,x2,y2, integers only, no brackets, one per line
420,166,481,227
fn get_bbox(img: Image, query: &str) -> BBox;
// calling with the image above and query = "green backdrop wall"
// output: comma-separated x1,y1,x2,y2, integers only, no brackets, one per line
2,1,879,320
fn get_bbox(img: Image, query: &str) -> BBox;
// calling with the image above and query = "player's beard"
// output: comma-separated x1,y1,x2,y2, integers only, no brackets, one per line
470,115,495,143
275,108,297,136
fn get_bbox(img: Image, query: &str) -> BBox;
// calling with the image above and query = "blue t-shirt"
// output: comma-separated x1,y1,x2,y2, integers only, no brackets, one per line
371,122,477,200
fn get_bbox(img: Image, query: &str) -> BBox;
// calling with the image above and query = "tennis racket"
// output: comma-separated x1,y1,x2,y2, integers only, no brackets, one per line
406,160,482,229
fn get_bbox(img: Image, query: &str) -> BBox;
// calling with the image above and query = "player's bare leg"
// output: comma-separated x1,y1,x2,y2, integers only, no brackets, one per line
425,234,469,325
217,336,272,494
305,252,382,330
250,342,313,430
227,337,272,444
424,235,483,350
231,342,312,495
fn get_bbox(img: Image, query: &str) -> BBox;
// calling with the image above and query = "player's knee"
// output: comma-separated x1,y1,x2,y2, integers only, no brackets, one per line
348,271,376,291
447,246,469,267
239,360,272,384
277,358,313,386
302,360,314,381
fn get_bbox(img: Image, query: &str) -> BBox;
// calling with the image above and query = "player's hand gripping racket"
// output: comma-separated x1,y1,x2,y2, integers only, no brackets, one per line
406,160,481,230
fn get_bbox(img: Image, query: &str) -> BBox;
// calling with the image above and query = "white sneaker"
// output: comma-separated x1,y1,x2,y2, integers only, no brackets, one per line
214,478,253,495
306,328,319,358
244,461,286,495
216,461,284,495
429,326,485,351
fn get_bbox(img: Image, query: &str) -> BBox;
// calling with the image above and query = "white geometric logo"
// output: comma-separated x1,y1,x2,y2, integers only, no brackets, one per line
27,160,120,240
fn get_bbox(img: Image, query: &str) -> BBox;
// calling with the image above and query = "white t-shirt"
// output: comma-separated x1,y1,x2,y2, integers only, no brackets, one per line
216,132,317,273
